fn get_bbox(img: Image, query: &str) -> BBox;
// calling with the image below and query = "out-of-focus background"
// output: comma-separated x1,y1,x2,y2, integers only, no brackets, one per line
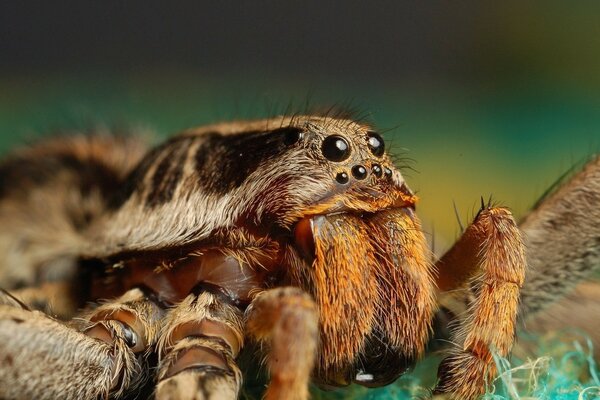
1,1,599,250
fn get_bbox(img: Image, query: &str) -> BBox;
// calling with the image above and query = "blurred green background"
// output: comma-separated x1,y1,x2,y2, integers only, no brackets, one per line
1,1,600,251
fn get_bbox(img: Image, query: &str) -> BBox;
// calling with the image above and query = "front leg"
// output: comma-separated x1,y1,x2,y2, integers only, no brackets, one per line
0,287,163,400
155,290,244,400
434,206,526,399
245,287,319,400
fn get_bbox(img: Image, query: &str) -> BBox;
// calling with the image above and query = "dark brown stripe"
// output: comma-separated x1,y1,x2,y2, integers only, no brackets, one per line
108,142,167,209
195,127,304,194
146,139,190,208
157,141,189,205
110,137,188,209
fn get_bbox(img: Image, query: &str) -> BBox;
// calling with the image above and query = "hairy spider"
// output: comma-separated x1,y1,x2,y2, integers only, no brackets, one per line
0,115,598,400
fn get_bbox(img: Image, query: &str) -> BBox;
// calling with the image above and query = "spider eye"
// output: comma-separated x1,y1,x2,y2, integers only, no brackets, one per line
283,128,303,146
322,135,351,162
372,164,383,177
351,165,368,180
335,171,349,184
367,132,385,157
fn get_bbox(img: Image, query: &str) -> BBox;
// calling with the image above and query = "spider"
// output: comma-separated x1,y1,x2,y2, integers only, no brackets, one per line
0,115,598,400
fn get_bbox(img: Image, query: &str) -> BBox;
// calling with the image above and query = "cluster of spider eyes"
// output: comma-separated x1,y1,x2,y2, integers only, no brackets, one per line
320,131,392,184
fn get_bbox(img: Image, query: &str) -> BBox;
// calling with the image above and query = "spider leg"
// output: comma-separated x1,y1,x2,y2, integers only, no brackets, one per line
0,287,163,400
434,206,526,400
0,288,30,309
155,290,244,400
7,280,79,318
518,156,600,347
522,280,600,359
245,287,318,400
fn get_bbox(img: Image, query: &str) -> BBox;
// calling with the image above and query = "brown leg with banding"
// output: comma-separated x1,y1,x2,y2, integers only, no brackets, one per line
245,287,319,400
434,206,526,399
0,287,163,400
8,281,80,318
155,291,244,400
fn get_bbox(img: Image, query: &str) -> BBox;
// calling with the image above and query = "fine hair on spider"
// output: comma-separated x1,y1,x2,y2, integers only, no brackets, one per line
0,113,598,400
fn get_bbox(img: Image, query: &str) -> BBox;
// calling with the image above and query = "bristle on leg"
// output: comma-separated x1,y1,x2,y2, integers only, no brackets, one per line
435,207,526,399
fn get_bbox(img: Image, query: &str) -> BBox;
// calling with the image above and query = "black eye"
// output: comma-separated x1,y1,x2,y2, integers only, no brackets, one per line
352,165,368,180
335,171,349,184
322,135,351,162
367,132,385,157
283,128,303,146
372,164,383,178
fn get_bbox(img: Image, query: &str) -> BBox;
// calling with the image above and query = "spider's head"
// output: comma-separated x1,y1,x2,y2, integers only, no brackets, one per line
225,115,416,231
243,117,432,388
89,115,414,254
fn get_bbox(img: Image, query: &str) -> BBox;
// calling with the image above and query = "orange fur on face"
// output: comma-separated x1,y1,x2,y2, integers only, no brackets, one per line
366,209,436,358
293,207,436,384
309,214,379,372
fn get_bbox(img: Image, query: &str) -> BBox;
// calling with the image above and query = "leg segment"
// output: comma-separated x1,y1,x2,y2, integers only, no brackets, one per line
9,281,79,318
0,287,163,400
520,156,600,314
434,206,526,399
80,287,165,395
245,287,318,400
155,290,244,400
519,156,600,354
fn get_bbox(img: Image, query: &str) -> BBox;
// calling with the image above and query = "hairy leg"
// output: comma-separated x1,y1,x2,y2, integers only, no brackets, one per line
0,287,163,400
520,156,600,312
519,157,600,349
434,206,526,399
155,290,244,400
523,280,600,353
8,281,79,318
245,287,318,400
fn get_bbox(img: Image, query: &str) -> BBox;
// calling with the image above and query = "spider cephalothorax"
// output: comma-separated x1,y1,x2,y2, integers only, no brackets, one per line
0,115,599,400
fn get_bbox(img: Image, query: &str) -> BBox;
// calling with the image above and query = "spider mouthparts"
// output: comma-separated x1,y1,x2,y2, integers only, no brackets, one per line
353,332,415,387
353,371,374,384
293,217,315,263
352,353,413,388
312,365,354,390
